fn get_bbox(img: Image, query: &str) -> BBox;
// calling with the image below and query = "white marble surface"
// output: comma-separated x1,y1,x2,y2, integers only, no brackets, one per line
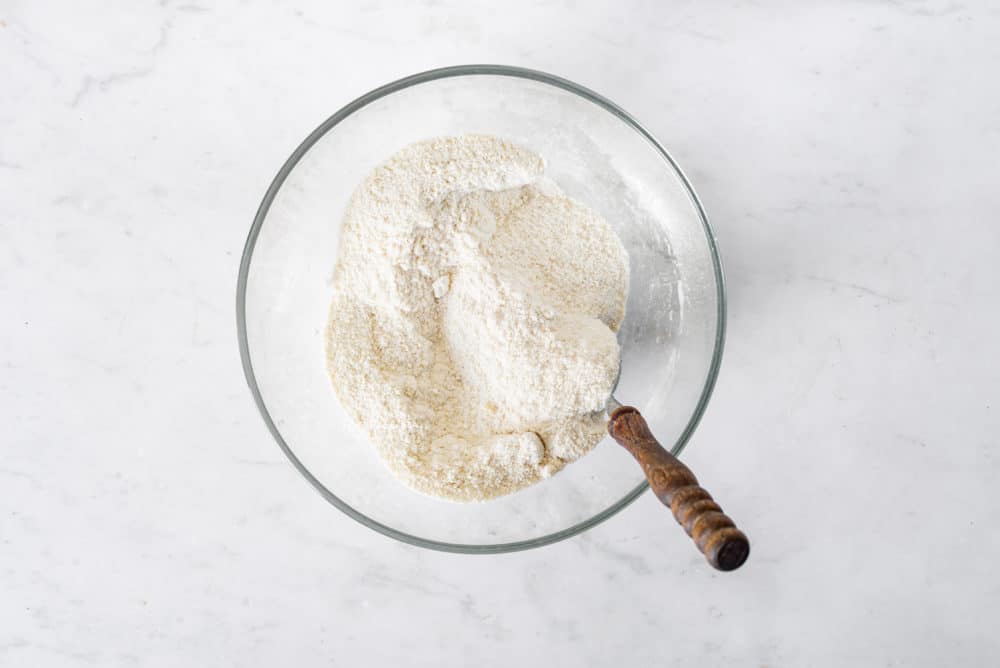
3,0,999,665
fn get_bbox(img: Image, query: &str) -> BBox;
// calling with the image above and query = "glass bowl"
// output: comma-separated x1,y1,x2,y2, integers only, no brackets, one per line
237,65,725,553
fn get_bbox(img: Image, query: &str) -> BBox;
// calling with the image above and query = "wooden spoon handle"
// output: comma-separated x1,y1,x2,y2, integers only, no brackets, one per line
608,406,749,571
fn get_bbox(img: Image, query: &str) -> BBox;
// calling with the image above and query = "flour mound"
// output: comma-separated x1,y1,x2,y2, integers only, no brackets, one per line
326,135,629,501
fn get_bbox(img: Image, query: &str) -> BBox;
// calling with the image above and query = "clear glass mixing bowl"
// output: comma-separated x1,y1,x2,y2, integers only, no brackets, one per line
237,65,725,553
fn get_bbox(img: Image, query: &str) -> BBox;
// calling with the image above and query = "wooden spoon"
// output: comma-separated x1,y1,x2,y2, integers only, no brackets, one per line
607,402,750,571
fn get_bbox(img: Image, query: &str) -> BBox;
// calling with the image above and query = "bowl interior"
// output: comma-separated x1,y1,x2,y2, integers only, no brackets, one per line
239,67,724,551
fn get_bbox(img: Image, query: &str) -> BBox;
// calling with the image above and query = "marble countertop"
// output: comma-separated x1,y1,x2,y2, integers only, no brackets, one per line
4,1,999,665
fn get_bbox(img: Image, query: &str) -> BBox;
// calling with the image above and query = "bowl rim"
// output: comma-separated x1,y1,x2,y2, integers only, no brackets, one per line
237,64,727,554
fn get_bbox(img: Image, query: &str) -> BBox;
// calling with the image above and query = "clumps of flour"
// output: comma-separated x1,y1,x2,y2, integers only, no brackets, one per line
326,135,629,501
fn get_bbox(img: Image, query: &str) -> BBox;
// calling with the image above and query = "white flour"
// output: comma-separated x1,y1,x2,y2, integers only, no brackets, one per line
326,135,629,501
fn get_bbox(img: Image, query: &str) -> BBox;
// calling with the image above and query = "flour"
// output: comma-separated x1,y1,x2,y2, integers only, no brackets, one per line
326,135,629,501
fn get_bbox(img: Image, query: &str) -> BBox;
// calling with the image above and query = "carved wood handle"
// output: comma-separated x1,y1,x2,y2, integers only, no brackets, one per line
608,405,749,571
